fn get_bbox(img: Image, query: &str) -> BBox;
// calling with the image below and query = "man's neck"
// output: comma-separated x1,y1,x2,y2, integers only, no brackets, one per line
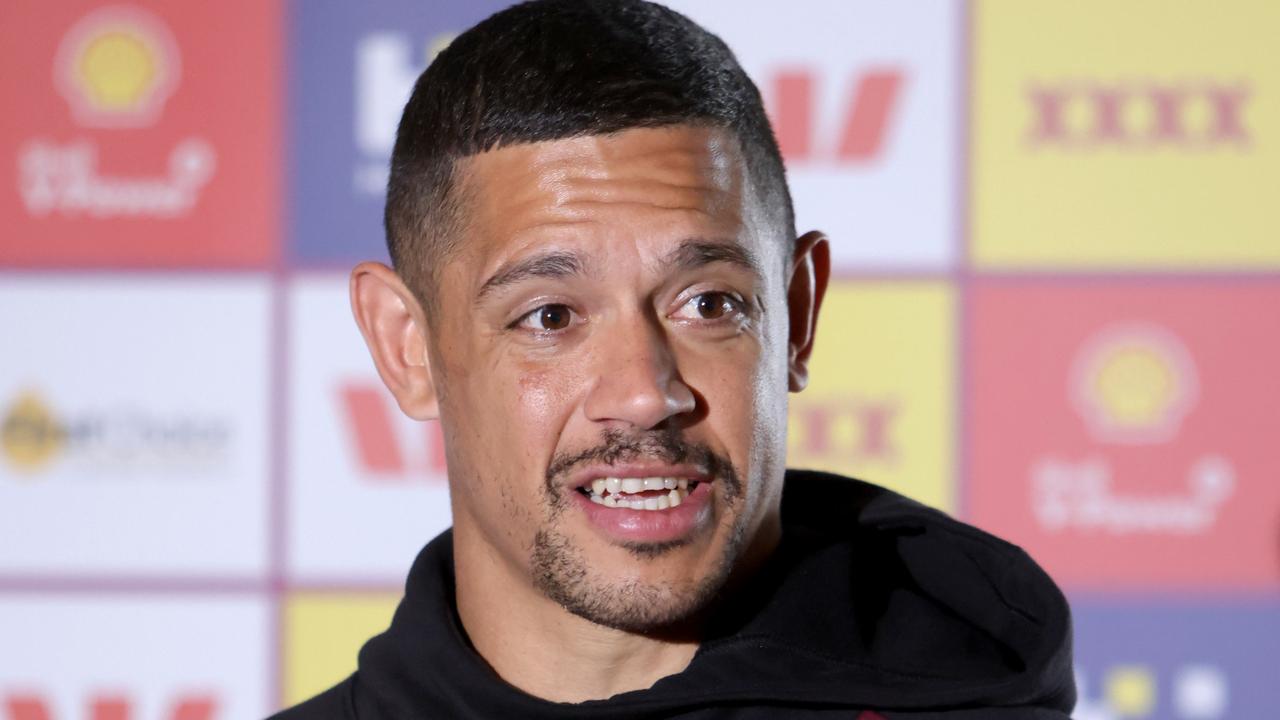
452,536,700,703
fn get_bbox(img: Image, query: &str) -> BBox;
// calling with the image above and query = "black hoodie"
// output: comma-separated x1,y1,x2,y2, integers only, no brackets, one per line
271,470,1075,719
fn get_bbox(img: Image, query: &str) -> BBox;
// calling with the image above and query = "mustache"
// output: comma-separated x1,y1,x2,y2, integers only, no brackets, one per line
545,428,742,498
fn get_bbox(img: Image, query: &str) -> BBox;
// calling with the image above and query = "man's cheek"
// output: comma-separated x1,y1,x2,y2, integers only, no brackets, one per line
695,350,760,408
516,367,563,421
499,365,575,473
513,357,591,429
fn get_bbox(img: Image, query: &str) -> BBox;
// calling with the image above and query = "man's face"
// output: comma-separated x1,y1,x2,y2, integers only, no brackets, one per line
425,126,796,631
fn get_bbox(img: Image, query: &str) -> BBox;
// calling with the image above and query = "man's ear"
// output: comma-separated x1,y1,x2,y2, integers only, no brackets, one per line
786,230,831,393
349,261,440,420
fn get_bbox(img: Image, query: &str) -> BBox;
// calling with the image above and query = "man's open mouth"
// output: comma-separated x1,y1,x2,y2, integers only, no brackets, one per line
575,477,698,511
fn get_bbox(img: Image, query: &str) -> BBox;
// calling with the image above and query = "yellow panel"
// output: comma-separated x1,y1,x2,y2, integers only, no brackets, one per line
283,592,401,706
787,281,954,512
972,0,1280,267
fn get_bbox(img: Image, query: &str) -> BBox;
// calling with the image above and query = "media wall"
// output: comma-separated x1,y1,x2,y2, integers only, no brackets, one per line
2,2,1277,718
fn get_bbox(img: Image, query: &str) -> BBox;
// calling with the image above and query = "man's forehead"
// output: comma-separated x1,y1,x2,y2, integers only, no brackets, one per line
450,125,768,277
472,237,765,306
462,127,741,214
466,124,741,178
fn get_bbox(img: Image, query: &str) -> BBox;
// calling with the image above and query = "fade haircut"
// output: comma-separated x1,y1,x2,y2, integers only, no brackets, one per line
384,0,796,308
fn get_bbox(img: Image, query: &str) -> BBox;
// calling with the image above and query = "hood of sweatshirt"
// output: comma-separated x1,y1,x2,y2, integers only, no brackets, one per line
313,470,1075,719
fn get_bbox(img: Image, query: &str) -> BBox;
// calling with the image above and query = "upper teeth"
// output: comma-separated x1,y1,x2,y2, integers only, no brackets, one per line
590,477,687,495
585,476,694,511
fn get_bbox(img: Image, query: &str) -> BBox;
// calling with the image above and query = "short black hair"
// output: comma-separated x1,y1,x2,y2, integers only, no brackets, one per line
384,0,795,307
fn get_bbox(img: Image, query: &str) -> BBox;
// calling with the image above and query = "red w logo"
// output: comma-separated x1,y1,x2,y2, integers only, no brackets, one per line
5,695,215,720
769,69,905,164
338,382,447,479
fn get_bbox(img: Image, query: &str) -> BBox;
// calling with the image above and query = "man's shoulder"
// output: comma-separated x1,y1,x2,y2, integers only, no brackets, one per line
782,468,1044,567
778,468,1075,713
782,468,1066,604
267,676,354,720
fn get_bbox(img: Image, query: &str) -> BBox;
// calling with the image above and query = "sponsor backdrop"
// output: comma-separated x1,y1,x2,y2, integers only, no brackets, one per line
1,0,1276,717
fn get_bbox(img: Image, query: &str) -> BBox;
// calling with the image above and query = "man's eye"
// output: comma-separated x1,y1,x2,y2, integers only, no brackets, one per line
674,292,741,321
516,303,575,331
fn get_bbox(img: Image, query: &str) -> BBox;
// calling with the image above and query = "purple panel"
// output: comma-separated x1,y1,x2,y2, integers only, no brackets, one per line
1071,601,1280,720
289,0,512,266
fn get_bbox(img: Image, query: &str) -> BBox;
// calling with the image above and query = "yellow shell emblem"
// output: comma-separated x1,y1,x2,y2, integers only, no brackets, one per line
55,6,181,127
1090,341,1178,431
1071,324,1198,445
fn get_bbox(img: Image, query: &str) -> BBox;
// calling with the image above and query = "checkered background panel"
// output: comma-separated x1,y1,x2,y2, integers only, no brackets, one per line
2,1,1277,718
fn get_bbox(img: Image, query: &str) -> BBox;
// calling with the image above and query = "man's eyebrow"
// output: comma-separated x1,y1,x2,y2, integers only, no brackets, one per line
661,238,763,279
475,250,586,304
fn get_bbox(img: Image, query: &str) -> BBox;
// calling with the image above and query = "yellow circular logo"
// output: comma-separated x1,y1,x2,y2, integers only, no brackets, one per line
55,6,181,127
1091,341,1177,430
1,392,65,472
1072,324,1198,445
78,29,158,112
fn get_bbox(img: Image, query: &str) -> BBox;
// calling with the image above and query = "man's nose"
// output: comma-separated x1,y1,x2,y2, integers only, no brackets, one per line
583,311,697,431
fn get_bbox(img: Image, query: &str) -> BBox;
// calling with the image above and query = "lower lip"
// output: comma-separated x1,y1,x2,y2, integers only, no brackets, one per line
571,482,714,544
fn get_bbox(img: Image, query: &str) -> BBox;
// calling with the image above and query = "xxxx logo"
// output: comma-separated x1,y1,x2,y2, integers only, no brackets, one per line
1026,81,1250,148
789,397,899,465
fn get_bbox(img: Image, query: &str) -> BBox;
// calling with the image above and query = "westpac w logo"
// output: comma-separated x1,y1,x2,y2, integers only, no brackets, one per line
767,68,905,165
5,694,215,720
338,382,446,480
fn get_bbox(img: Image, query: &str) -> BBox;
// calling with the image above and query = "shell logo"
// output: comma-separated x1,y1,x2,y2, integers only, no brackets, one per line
1070,324,1199,445
54,5,181,128
0,392,64,473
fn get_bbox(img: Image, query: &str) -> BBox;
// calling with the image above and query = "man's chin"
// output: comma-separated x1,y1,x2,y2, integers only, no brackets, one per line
530,526,741,634
617,536,695,560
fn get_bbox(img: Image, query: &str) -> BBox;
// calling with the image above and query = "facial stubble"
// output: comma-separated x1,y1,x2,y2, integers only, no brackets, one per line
530,430,748,633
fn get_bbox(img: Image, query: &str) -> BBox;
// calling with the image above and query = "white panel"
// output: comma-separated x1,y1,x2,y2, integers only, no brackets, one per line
0,595,271,719
661,0,960,271
287,274,451,583
0,276,271,577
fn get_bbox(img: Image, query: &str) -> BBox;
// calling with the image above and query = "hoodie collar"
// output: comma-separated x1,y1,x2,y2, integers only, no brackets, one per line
352,471,1074,718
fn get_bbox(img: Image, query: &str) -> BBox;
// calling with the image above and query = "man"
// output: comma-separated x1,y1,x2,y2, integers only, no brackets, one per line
274,1,1074,717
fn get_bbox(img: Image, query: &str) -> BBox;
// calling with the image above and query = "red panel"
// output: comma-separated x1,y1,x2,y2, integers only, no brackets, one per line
0,0,280,267
968,282,1280,590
